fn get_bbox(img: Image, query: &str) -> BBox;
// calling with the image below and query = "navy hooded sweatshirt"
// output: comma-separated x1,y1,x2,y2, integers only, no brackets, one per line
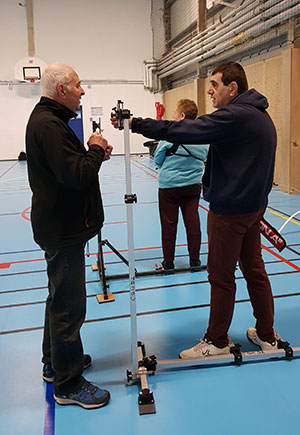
132,89,276,215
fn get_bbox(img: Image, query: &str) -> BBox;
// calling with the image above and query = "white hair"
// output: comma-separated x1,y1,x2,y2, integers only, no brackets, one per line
41,63,74,97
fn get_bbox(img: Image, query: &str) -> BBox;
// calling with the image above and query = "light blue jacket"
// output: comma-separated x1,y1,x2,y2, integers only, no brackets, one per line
154,141,209,189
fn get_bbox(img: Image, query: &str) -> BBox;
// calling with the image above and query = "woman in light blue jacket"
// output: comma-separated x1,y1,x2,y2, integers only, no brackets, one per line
154,99,209,271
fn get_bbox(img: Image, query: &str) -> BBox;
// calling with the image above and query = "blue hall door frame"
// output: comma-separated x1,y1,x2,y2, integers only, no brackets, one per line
69,106,84,143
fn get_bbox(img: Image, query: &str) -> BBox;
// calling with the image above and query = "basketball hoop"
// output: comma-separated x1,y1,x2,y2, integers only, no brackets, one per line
24,77,38,84
23,66,40,82
14,57,47,83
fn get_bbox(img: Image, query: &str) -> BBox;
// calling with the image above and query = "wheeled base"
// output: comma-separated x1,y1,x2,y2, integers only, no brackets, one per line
127,342,157,414
127,341,300,415
93,263,206,280
93,259,206,304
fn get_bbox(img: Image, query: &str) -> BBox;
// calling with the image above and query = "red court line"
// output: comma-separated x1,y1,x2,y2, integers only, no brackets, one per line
0,258,45,269
0,243,209,269
131,161,157,178
21,205,127,226
0,263,11,269
261,244,300,272
103,242,208,255
103,221,126,225
21,206,31,221
199,204,209,212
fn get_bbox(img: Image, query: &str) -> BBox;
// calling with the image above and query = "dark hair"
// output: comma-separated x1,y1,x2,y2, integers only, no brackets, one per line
177,99,198,120
212,62,248,94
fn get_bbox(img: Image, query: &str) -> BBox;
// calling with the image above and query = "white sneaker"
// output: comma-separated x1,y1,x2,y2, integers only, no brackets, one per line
179,335,231,359
247,327,282,351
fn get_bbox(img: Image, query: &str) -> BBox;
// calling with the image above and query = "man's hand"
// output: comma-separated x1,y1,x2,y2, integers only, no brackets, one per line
87,132,108,150
110,116,132,130
103,144,113,161
110,115,119,129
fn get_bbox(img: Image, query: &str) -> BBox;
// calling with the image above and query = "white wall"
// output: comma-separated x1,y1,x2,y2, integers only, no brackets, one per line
0,2,28,81
0,85,41,160
0,0,155,159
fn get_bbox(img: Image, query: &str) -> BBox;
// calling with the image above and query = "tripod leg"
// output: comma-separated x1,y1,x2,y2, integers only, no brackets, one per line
95,230,115,303
104,239,129,266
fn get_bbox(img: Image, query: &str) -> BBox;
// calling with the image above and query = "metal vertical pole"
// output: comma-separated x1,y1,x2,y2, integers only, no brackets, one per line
114,103,155,414
123,118,138,372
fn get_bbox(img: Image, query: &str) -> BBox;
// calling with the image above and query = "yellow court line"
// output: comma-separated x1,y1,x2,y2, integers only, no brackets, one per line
266,208,300,227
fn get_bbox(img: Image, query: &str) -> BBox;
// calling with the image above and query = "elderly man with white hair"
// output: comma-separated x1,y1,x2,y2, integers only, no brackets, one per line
26,63,112,409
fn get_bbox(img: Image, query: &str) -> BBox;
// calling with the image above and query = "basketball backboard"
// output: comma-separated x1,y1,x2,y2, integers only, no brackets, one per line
14,57,48,82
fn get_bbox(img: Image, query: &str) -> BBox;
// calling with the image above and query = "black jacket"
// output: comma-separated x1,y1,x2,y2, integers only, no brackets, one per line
132,89,276,214
26,97,105,248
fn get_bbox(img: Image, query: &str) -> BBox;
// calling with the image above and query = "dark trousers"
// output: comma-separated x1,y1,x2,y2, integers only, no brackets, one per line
158,184,201,262
206,209,274,348
42,242,86,395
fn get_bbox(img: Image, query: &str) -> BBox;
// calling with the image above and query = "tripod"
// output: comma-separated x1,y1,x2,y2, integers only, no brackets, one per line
91,116,115,302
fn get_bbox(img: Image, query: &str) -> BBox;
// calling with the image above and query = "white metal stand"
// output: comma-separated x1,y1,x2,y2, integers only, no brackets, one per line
123,115,138,372
114,100,300,416
111,100,156,413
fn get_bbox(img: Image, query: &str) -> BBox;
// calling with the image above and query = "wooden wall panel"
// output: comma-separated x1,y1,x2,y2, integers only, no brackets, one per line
246,62,265,94
264,56,282,186
162,50,300,194
280,49,292,192
163,81,198,119
290,48,300,194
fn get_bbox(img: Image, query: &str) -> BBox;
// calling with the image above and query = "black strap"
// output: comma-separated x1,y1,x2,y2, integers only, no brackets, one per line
165,143,204,162
165,143,180,156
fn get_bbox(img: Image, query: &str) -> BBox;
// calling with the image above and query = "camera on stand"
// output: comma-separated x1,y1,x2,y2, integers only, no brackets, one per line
111,100,131,130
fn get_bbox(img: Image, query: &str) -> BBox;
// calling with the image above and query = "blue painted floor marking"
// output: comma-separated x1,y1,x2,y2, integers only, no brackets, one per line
44,383,55,435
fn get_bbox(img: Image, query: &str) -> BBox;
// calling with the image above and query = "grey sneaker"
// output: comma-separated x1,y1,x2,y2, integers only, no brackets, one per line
54,378,110,409
179,334,231,359
247,327,282,351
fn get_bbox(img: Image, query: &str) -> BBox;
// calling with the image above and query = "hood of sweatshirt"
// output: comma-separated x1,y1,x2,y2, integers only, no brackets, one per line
229,88,269,111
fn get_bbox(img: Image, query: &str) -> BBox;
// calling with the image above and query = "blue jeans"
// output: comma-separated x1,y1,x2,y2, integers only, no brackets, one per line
42,242,86,394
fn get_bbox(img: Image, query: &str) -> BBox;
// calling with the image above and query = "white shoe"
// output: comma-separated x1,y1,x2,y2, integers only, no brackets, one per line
247,327,282,351
179,335,231,359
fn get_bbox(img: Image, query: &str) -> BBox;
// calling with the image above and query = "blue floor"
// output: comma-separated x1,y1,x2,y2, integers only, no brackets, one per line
1,156,300,435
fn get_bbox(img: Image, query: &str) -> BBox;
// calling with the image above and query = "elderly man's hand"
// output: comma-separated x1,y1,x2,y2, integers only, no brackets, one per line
103,144,113,161
87,132,108,150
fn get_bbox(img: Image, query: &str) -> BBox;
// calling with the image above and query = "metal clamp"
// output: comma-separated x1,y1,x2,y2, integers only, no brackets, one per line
278,340,293,360
125,193,137,204
230,344,243,365
138,355,157,373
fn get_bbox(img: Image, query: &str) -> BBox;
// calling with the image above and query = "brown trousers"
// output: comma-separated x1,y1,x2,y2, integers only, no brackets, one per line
158,184,201,262
206,208,274,348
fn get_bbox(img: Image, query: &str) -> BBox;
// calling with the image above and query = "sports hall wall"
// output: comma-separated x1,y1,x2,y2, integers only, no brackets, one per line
0,0,156,160
163,48,300,193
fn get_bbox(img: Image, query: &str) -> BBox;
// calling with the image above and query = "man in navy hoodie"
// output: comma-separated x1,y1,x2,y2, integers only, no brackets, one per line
112,62,282,358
